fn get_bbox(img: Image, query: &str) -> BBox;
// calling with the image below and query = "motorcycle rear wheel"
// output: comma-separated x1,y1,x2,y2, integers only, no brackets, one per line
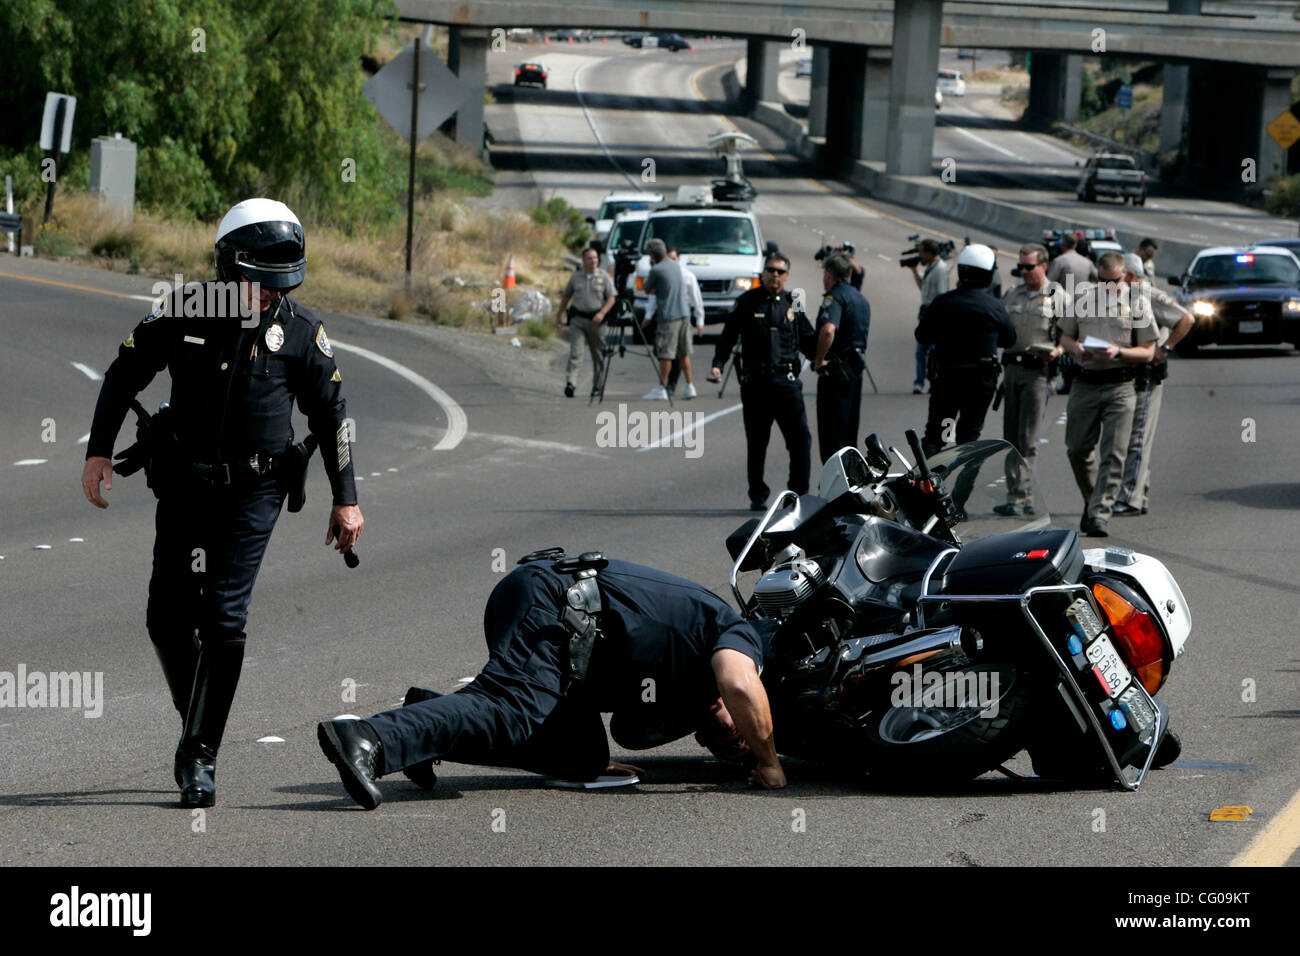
853,662,1034,783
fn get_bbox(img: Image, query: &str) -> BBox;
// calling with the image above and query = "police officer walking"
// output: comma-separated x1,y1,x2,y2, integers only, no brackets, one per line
995,243,1064,516
556,247,616,398
1112,253,1193,517
80,198,363,807
1057,251,1158,536
709,252,815,510
916,244,1015,458
812,253,871,463
317,551,785,808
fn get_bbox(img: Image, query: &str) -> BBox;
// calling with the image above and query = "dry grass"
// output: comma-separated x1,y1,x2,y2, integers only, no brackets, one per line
41,190,574,330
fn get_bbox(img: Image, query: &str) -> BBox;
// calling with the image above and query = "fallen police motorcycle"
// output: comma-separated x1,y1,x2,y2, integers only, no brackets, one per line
724,430,1190,789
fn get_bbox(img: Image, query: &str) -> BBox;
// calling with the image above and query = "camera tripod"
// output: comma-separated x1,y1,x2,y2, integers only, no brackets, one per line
588,293,673,406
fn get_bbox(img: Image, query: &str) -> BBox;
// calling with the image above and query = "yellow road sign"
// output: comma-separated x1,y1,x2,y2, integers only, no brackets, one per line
1266,109,1300,150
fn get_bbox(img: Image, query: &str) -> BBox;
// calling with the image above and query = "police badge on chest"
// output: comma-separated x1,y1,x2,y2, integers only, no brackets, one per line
264,322,285,352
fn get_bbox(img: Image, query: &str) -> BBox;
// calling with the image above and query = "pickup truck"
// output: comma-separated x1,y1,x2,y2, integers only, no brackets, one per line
1077,153,1147,206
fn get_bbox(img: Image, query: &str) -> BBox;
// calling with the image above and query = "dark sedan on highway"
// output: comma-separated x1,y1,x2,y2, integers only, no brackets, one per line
1168,245,1300,354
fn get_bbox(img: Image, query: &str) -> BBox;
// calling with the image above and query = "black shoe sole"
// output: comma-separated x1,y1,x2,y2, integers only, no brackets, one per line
317,722,381,810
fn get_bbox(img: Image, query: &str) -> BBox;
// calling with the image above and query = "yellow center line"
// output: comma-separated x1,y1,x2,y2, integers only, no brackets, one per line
1231,787,1300,867
0,269,146,300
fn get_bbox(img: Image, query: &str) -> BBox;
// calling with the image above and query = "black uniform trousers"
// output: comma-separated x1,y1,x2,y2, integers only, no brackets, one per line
364,565,611,782
816,367,864,463
922,366,998,457
146,478,285,717
740,377,812,504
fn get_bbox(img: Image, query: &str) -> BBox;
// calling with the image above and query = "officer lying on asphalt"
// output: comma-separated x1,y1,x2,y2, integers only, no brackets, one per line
317,551,785,809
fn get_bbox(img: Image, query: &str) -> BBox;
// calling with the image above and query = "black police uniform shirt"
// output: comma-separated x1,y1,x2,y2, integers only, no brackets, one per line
87,282,358,505
711,285,815,373
915,286,1016,368
579,560,775,722
815,281,871,357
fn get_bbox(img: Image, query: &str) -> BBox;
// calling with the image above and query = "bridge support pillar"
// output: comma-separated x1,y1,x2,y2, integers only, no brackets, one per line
808,45,831,139
1259,67,1296,182
1185,62,1295,194
885,0,942,176
448,26,488,162
745,39,781,105
1027,53,1081,125
1159,0,1198,158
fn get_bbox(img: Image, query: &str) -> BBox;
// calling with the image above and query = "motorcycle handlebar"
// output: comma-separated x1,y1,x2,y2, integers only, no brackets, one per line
904,429,931,481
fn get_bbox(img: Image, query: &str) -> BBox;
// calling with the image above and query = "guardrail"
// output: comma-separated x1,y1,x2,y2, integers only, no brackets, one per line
0,212,33,256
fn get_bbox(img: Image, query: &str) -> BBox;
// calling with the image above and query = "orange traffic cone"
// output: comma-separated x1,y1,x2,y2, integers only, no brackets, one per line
503,256,517,290
602,36,607,43
567,35,573,43
544,36,550,44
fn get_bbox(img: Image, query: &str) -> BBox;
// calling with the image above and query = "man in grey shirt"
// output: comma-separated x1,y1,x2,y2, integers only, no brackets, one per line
641,238,697,399
908,239,949,393
1046,234,1099,292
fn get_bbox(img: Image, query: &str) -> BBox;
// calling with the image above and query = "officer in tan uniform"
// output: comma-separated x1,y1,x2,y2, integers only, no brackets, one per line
995,243,1064,517
556,248,617,398
1057,251,1158,537
1113,253,1193,517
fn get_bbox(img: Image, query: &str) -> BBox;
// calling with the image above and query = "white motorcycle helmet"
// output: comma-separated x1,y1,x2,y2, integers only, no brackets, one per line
956,243,996,287
214,198,306,291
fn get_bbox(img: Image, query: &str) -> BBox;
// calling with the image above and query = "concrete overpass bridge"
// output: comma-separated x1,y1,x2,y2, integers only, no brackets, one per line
399,0,1300,190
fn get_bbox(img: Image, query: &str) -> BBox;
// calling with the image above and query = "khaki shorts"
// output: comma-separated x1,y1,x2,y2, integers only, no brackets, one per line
653,318,692,360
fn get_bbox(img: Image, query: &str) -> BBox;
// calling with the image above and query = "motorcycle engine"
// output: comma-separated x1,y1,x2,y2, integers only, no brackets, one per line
752,557,826,617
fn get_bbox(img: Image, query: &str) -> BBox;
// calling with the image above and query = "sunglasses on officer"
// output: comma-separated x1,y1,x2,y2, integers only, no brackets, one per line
764,265,789,275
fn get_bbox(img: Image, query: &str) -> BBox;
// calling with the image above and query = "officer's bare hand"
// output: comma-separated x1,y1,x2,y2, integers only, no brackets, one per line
82,456,114,509
1102,343,1121,360
327,504,363,552
749,762,787,790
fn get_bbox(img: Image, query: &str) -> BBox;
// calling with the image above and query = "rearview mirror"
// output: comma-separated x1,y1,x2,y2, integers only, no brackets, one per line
863,433,892,476
818,447,872,499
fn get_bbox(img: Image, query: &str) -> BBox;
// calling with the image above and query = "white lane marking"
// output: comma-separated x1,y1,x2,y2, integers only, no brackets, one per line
386,467,398,472
574,59,640,189
257,736,285,743
370,471,381,477
458,677,475,684
468,431,607,459
330,338,467,452
334,714,361,720
15,459,47,466
636,403,743,453
950,125,1020,159
877,253,892,261
77,433,90,444
71,362,102,381
68,537,84,543
34,545,52,550
127,294,157,303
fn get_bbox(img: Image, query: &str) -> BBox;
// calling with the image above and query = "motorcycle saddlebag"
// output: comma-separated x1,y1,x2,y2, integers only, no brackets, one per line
938,529,1083,596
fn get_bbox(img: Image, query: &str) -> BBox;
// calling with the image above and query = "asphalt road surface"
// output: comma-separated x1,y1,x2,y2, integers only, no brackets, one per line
0,39,1296,867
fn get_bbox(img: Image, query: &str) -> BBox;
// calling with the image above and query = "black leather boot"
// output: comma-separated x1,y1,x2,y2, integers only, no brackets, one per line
152,633,200,723
175,641,245,808
400,687,441,791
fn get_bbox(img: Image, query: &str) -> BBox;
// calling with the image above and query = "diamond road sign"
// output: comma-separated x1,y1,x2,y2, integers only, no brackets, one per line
1265,108,1300,151
362,40,471,145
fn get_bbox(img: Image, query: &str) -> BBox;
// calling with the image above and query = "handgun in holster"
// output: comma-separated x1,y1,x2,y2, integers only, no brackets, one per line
114,401,180,498
281,435,319,513
991,382,1005,411
554,551,609,683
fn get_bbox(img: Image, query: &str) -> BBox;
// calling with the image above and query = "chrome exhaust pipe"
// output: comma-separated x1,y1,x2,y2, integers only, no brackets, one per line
841,625,967,680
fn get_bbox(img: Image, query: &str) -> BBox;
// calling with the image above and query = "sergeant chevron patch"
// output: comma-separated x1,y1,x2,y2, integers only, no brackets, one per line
336,422,351,471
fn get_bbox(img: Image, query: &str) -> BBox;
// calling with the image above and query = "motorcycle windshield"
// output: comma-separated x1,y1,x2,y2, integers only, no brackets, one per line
924,439,1050,541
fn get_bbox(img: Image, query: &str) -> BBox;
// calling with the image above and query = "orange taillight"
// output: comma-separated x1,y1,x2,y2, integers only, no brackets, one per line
1093,583,1166,694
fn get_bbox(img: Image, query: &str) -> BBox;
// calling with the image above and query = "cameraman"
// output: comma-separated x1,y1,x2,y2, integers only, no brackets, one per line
916,244,1015,458
557,247,617,399
907,239,950,394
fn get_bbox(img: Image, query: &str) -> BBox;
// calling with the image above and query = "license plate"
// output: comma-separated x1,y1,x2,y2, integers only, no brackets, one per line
1086,634,1131,699
1238,320,1263,334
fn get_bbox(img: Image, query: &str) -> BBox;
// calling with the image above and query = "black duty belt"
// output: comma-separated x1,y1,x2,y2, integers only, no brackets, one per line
190,451,283,487
936,357,999,373
516,548,609,682
568,308,598,320
1075,366,1138,385
1002,351,1049,370
745,360,801,380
